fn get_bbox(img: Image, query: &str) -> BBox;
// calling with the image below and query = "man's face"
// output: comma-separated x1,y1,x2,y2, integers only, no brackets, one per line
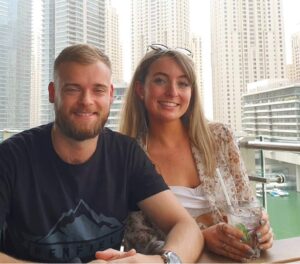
49,61,114,141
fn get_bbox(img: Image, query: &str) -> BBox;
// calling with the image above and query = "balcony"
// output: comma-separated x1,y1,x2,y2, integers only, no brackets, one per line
239,139,300,240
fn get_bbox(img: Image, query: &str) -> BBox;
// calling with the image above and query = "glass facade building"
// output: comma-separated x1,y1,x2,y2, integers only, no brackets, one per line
0,0,35,130
211,0,286,132
40,0,107,125
242,80,300,142
106,83,127,131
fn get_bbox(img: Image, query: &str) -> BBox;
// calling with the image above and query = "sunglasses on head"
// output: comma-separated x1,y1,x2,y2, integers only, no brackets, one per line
147,43,193,58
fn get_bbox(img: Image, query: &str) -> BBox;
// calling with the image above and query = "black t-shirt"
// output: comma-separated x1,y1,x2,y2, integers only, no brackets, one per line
0,123,168,262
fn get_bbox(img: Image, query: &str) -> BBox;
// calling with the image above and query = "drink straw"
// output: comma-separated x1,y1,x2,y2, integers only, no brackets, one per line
216,168,232,208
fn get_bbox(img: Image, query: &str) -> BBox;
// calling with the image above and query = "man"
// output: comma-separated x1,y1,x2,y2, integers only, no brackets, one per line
0,44,203,263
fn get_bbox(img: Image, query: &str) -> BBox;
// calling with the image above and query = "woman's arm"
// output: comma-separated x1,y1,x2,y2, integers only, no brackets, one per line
218,124,274,250
217,123,255,200
123,211,166,254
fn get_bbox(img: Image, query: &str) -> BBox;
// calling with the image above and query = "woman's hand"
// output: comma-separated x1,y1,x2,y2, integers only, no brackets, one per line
203,222,256,262
256,210,273,250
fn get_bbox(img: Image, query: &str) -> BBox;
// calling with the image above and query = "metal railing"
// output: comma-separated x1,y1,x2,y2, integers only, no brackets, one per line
239,140,300,152
248,174,285,184
239,138,300,207
239,139,299,184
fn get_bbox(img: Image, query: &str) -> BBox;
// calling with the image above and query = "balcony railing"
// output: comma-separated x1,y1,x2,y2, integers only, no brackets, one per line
239,140,300,152
239,138,300,240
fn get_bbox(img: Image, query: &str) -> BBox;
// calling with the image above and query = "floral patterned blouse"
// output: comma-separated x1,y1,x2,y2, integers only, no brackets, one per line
123,122,255,254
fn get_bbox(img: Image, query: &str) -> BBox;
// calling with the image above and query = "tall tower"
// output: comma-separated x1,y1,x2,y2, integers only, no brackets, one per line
131,0,203,98
211,0,286,132
0,0,41,130
131,0,190,69
0,0,10,129
53,0,105,56
106,1,123,83
291,32,300,80
190,34,204,101
40,0,107,125
40,0,55,125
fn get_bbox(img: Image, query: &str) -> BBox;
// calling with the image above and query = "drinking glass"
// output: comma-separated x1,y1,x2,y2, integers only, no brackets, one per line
227,200,262,259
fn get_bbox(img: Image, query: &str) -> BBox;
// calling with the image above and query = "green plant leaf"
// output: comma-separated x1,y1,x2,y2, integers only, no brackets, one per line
236,223,251,243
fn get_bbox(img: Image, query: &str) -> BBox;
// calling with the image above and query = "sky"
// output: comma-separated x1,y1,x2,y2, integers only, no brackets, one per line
111,0,300,118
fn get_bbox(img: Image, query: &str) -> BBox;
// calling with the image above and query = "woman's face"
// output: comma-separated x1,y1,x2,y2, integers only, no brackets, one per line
137,56,192,124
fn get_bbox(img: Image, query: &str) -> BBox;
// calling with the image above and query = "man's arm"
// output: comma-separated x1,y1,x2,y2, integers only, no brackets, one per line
138,189,204,263
95,190,204,263
0,252,28,263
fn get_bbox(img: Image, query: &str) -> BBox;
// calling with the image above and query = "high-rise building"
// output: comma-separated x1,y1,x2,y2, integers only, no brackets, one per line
242,79,300,142
0,129,19,142
106,1,123,83
40,0,108,125
0,0,41,130
106,82,127,131
211,0,286,132
40,0,55,125
1,0,122,129
286,64,295,81
291,32,300,81
190,34,204,101
53,0,106,56
131,0,203,98
30,0,43,127
131,0,190,67
0,0,10,129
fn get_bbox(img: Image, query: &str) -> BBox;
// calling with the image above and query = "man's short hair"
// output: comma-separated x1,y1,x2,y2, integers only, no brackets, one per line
54,44,111,77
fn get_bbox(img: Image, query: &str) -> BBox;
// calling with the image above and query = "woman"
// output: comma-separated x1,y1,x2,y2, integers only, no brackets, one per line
119,44,273,262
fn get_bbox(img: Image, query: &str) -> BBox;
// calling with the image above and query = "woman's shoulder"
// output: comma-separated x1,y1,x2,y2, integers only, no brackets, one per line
208,121,235,143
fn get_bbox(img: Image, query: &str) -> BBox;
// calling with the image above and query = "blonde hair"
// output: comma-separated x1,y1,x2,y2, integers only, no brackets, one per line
53,44,111,80
119,49,217,177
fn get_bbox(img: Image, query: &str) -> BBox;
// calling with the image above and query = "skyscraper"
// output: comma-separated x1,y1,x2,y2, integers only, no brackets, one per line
131,0,190,68
131,0,203,98
106,82,127,130
53,0,105,55
286,63,295,81
106,1,123,83
190,34,204,101
0,0,10,129
40,0,108,125
211,0,286,132
242,79,300,141
0,0,41,130
291,32,300,81
40,0,55,125
1,0,122,129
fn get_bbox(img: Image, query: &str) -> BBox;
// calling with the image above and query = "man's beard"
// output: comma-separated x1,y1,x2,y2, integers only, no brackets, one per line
54,106,109,141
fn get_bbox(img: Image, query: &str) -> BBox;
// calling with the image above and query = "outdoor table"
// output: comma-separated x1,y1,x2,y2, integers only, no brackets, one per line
197,236,300,263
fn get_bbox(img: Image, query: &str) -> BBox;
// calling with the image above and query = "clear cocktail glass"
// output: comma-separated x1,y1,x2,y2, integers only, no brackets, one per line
227,200,262,259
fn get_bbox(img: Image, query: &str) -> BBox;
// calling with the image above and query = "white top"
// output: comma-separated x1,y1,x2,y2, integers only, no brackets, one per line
170,185,211,218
